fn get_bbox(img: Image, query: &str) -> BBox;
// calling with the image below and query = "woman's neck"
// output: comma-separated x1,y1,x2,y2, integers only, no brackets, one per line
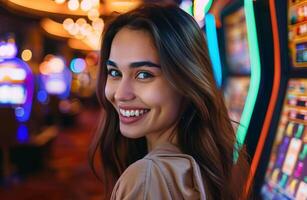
146,127,178,151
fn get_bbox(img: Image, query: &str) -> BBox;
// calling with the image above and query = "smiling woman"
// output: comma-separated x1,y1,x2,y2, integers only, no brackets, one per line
90,3,250,200
105,28,183,143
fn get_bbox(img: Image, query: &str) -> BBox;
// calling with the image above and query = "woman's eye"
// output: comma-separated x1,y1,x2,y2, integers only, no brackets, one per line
136,72,153,79
108,69,121,78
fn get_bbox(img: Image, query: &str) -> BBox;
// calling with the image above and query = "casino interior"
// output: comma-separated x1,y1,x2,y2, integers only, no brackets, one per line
0,0,306,199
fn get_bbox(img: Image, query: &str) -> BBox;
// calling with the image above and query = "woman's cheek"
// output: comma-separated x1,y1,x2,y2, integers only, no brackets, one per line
105,82,116,102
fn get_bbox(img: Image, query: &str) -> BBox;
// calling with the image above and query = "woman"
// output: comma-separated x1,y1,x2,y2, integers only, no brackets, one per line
90,3,250,200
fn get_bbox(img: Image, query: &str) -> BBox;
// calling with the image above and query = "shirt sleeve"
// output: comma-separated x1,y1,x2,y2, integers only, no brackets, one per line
110,158,173,200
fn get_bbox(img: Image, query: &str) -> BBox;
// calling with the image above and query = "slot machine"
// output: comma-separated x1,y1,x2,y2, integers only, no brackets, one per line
0,40,34,181
38,55,71,102
37,55,72,126
0,41,34,141
211,0,274,160
252,0,307,199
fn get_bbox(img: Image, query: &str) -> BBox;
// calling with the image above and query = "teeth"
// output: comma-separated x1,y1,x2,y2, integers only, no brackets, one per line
125,110,130,117
119,109,148,117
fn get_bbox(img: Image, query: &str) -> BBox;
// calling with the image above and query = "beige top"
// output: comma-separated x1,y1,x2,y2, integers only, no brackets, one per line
110,143,207,200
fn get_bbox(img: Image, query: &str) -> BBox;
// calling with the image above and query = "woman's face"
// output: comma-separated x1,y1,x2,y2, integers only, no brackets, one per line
105,27,183,142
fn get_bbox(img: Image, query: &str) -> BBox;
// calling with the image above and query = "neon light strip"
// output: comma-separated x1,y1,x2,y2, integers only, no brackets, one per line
205,14,222,87
236,0,261,148
244,0,281,196
204,0,213,13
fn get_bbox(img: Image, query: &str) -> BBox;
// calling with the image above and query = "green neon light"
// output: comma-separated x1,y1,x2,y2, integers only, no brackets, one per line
204,0,213,13
236,0,261,149
180,0,193,16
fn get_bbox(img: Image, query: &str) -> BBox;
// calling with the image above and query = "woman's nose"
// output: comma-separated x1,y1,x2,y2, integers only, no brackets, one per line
114,78,136,102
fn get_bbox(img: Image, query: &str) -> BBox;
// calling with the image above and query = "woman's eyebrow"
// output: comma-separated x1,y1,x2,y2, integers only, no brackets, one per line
106,60,117,67
106,60,160,68
130,61,161,68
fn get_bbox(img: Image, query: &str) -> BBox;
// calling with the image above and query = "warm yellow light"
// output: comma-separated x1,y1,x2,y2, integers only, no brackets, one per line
55,0,66,4
41,18,71,38
81,0,92,11
63,18,74,31
80,23,92,36
68,0,79,10
68,24,79,35
7,0,91,16
107,1,141,13
88,8,99,21
92,18,104,32
91,0,99,6
76,18,86,26
21,49,32,61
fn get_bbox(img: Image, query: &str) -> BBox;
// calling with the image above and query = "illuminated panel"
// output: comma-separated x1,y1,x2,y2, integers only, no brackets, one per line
41,70,71,98
223,8,251,129
0,66,26,82
224,77,250,123
0,58,34,122
224,8,251,75
0,85,25,104
45,77,67,95
288,0,307,67
261,79,307,199
0,61,28,105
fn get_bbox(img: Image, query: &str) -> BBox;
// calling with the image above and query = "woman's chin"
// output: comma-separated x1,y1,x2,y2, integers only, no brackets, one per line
120,130,144,139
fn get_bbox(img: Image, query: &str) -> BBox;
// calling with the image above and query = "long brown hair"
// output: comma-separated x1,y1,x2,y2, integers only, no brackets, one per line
90,3,250,200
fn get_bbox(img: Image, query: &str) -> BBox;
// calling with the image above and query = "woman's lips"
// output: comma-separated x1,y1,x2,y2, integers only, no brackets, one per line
118,108,150,124
119,111,149,124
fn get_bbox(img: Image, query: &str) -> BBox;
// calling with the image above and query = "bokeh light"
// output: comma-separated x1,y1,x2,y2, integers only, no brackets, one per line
37,90,48,103
70,58,86,73
21,49,32,61
68,0,79,11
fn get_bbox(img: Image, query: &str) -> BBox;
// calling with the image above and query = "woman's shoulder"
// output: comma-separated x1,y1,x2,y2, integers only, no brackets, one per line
144,143,199,175
111,143,206,200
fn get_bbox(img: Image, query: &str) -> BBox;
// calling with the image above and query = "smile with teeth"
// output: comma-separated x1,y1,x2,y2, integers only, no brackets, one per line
119,109,149,117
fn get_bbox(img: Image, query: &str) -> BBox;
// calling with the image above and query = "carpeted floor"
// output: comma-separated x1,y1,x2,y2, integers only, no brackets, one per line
0,109,103,200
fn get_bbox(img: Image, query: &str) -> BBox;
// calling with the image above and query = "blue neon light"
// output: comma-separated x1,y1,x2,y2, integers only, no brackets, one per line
37,90,48,103
205,14,222,87
17,124,29,143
